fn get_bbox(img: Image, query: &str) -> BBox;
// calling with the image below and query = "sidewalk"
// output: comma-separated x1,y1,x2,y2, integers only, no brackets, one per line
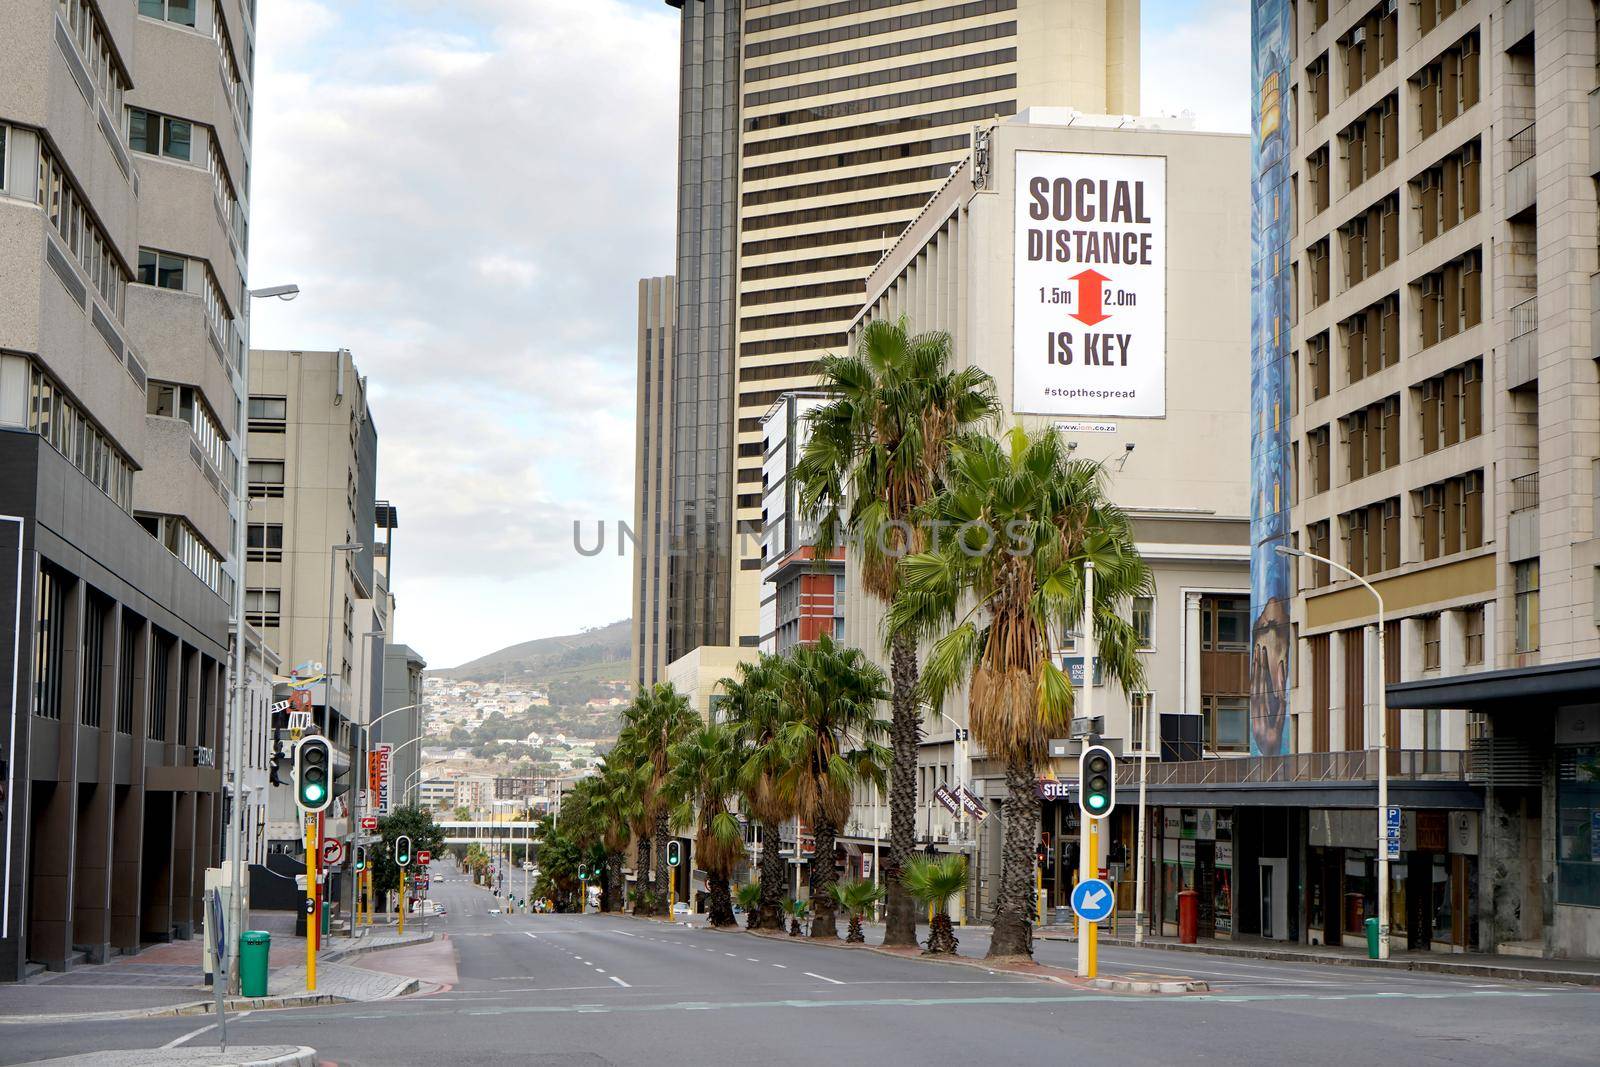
0,912,434,1021
1038,928,1600,986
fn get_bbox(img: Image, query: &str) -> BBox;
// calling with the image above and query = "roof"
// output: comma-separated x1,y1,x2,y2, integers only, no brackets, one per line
1387,657,1600,710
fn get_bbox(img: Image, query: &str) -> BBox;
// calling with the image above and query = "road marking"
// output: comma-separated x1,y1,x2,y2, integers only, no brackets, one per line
609,976,631,988
747,958,760,963
160,1024,216,1050
804,971,845,985
612,930,637,937
523,932,538,940
772,964,786,969
724,953,737,957
595,968,606,973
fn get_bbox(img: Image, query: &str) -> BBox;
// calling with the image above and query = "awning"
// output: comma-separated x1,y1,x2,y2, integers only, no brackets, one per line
1386,657,1600,710
1142,780,1481,810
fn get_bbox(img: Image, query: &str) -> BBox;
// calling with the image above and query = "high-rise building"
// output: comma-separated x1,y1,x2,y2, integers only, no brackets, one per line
632,275,676,687
247,349,379,849
757,390,844,653
1252,0,1600,959
0,0,255,978
729,0,1142,643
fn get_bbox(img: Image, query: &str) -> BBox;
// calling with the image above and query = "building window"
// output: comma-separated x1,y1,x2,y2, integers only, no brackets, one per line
1130,691,1153,752
1556,745,1600,907
1417,358,1482,454
138,0,197,28
0,125,7,192
1340,93,1398,193
1203,695,1249,752
25,363,134,512
1514,560,1540,653
147,381,226,473
249,395,287,432
1341,497,1401,576
245,588,280,628
1417,248,1483,347
247,523,283,561
1340,396,1401,481
127,108,193,161
1307,521,1332,587
1414,138,1481,244
1462,604,1485,665
1132,596,1154,649
1415,29,1479,139
1201,597,1250,652
1417,470,1484,560
37,146,127,316
1342,293,1400,383
247,460,284,498
1420,613,1441,671
1307,424,1331,494
1341,0,1397,95
33,565,68,720
137,248,187,290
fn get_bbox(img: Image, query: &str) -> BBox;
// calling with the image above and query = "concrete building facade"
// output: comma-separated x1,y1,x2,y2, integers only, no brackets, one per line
0,0,255,978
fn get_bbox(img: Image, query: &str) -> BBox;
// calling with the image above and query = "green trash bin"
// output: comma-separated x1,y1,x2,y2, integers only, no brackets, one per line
1364,917,1381,960
239,930,271,997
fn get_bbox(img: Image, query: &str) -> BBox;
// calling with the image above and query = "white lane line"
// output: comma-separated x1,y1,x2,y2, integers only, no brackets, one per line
772,964,787,969
747,958,760,963
160,1024,217,1050
595,968,606,973
523,932,538,940
612,930,637,937
804,971,845,985
609,976,631,988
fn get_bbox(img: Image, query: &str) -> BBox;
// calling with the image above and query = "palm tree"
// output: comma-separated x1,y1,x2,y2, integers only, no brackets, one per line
781,896,810,937
903,853,969,955
830,879,885,944
773,634,890,940
721,654,793,930
667,721,746,927
623,683,700,913
793,315,998,948
735,881,763,930
891,426,1151,960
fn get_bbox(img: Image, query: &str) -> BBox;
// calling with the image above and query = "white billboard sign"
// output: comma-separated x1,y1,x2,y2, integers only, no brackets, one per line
1013,151,1166,418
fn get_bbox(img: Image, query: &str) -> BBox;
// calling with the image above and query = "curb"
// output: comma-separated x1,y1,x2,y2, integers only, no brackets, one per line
0,977,421,1024
1078,936,1600,988
322,931,436,962
20,1044,318,1066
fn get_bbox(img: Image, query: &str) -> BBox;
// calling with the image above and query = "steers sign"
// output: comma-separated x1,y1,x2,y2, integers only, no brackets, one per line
1013,151,1167,418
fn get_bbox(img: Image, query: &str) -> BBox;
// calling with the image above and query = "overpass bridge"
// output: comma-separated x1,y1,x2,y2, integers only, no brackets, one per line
436,820,543,848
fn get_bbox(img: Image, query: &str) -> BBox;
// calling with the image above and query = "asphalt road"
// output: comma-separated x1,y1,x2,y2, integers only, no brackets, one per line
6,862,1599,1066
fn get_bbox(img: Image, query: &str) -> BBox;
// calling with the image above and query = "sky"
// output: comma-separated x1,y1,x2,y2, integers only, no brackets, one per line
248,0,1251,670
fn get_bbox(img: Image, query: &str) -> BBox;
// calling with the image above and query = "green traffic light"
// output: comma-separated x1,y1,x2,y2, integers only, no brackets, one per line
305,783,326,802
1088,795,1106,810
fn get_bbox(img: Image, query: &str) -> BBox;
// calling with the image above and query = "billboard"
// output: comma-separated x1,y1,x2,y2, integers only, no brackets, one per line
369,743,392,816
1013,151,1166,417
1249,0,1294,755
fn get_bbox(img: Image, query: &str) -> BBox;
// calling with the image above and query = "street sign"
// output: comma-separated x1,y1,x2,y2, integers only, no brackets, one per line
1384,806,1402,861
418,850,432,865
1071,877,1115,923
932,784,960,816
360,816,378,832
321,838,345,867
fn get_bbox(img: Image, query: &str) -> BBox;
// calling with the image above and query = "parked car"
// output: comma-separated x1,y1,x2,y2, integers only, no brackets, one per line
673,902,691,916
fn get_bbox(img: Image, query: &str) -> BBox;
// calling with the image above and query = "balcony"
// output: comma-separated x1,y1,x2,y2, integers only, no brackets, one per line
1591,89,1600,176
1508,472,1540,561
1507,296,1538,389
1120,749,1469,787
1503,0,1533,51
1505,123,1536,220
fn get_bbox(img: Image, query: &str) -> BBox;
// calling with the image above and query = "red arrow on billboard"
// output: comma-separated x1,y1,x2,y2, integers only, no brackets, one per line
1069,269,1110,326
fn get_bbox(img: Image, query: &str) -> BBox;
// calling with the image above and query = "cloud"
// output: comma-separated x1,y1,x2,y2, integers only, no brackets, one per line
248,0,676,666
1142,0,1251,134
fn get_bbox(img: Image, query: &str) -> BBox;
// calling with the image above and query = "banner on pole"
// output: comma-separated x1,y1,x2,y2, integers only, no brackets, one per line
370,743,392,816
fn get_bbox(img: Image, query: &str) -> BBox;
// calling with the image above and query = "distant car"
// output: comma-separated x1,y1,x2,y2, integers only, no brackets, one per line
673,902,691,916
488,908,501,915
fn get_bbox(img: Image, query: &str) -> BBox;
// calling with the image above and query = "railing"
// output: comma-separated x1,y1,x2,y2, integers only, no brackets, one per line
1507,122,1537,166
1119,749,1469,787
1508,297,1539,388
1506,123,1537,217
1510,472,1540,513
1508,297,1538,340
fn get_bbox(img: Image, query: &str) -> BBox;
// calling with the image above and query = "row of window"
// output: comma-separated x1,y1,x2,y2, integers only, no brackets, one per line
741,303,859,333
743,133,968,185
1303,467,1484,581
59,0,130,121
137,512,228,596
739,358,821,383
745,99,1014,158
147,380,228,473
39,144,127,317
139,0,200,28
746,19,1015,85
746,1,1017,60
744,215,922,256
739,332,846,361
21,361,135,512
1303,249,1479,373
745,190,930,233
743,162,949,209
129,107,193,161
745,47,1014,109
743,277,866,307
743,249,883,283
745,73,1017,133
1300,0,1460,51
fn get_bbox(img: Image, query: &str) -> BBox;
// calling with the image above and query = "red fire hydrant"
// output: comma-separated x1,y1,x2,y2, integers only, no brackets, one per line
1178,889,1200,944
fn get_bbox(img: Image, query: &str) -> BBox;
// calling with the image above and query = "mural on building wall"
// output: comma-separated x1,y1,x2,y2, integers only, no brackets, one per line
1249,0,1293,756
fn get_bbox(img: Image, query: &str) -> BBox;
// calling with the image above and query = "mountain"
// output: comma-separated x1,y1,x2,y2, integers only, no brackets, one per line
433,619,632,683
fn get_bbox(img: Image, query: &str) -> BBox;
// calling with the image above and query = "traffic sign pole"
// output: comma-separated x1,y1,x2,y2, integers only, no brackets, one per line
1087,817,1100,976
399,867,406,936
305,815,318,993
1077,559,1095,980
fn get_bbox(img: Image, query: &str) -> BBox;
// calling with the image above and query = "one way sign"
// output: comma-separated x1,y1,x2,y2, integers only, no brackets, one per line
1071,877,1115,923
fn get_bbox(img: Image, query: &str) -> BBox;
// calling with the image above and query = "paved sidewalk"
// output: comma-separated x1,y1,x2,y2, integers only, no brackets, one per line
22,1045,315,1066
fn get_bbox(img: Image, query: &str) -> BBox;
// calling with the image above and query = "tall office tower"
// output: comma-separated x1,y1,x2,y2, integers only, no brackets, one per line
0,0,254,978
633,276,676,687
664,0,743,666
245,349,379,850
1253,0,1600,959
728,0,1141,643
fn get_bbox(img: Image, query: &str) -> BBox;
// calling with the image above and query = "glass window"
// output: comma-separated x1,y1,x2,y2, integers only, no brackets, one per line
1206,696,1250,752
247,460,284,484
1514,561,1539,653
1420,614,1441,671
138,0,164,17
1557,746,1600,907
129,108,153,154
157,253,184,290
248,396,287,419
163,117,192,161
1462,605,1485,665
1132,596,1154,649
0,125,7,191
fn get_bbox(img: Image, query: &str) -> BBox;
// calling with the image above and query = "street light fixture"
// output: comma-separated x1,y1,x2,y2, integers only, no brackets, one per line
222,282,302,991
1276,542,1392,961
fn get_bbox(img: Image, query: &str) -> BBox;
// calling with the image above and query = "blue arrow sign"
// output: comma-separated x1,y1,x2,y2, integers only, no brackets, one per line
1071,877,1115,923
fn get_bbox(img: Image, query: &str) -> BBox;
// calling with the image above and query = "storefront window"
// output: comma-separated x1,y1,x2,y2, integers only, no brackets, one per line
1430,854,1452,942
1557,745,1600,907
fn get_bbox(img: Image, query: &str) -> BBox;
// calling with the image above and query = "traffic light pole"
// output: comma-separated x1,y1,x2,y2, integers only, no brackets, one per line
1077,561,1095,980
305,814,319,993
399,867,406,935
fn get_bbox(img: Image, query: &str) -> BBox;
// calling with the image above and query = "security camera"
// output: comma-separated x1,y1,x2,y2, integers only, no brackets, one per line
1124,442,1136,452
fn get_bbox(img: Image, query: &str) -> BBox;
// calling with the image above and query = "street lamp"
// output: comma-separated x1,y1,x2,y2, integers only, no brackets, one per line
323,543,365,737
222,282,301,991
1276,543,1391,961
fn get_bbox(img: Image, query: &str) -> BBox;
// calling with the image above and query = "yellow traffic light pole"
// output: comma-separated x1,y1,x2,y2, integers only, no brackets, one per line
304,816,318,993
399,867,406,935
1086,816,1100,977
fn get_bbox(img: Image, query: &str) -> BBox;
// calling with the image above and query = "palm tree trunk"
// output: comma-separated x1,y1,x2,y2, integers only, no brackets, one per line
633,832,652,913
707,873,735,927
652,812,671,914
883,630,922,947
809,815,839,939
758,820,785,930
605,853,625,914
987,757,1040,960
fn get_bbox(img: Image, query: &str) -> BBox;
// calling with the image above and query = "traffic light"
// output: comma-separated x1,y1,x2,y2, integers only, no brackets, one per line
578,863,588,881
1035,842,1047,867
293,736,332,812
666,840,681,868
353,845,366,873
394,834,412,867
1079,744,1115,819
